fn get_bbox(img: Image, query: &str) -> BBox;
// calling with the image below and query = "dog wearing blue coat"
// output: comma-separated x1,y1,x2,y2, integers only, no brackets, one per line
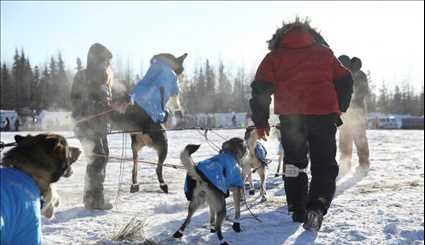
0,134,81,245
174,138,247,245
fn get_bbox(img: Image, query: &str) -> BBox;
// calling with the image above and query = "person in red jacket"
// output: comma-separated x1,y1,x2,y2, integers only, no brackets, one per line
249,18,353,232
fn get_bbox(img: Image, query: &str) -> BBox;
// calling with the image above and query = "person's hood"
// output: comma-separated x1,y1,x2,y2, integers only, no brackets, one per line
87,43,112,67
280,29,316,49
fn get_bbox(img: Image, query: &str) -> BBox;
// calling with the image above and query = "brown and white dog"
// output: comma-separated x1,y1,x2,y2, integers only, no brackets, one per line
174,138,247,245
1,133,81,219
111,53,188,193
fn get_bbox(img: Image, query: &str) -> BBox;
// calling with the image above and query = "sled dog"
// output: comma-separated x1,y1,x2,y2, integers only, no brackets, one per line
174,138,247,245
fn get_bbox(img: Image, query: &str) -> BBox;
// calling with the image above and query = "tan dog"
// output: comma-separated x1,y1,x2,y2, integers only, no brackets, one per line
1,133,81,218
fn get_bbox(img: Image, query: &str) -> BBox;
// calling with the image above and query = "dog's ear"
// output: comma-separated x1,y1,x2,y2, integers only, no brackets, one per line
44,136,60,153
176,53,188,64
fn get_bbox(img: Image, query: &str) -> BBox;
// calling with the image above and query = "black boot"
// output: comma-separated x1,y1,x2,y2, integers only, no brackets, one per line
303,209,324,232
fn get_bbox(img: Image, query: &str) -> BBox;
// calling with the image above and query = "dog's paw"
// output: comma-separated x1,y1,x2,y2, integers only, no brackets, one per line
160,183,169,193
275,173,280,177
130,184,140,193
232,222,241,232
210,228,216,233
249,189,255,195
173,230,183,238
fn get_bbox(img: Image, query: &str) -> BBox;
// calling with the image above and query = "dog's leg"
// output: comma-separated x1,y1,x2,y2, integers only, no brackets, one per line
248,172,255,196
209,205,216,233
231,187,242,232
276,152,284,177
258,167,267,202
242,163,255,196
206,190,228,244
130,135,142,193
154,132,168,193
215,197,228,245
173,190,204,238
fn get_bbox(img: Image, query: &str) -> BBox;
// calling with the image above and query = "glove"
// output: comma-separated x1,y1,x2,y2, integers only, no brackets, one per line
256,127,270,141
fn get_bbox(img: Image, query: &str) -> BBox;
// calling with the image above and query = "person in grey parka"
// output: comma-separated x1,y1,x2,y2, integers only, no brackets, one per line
338,55,370,175
71,43,116,210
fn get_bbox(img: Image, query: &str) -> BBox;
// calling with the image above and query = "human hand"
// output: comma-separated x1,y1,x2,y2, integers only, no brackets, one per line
256,127,270,141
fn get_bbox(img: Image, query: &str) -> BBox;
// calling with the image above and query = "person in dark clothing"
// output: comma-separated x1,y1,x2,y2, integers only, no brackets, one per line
71,43,119,210
249,18,353,232
4,118,10,131
338,56,370,174
14,119,19,131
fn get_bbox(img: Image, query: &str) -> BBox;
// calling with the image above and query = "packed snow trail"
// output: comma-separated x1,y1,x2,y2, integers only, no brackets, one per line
0,129,423,244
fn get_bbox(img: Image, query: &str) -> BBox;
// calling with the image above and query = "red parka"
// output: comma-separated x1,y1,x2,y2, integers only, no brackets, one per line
255,29,352,116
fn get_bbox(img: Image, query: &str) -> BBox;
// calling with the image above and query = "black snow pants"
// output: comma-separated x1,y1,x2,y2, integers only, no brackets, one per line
280,114,339,215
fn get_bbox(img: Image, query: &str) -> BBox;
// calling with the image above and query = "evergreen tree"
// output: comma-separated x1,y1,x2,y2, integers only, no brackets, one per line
0,63,13,109
392,85,402,114
32,66,41,110
204,59,216,113
57,52,71,109
377,82,390,114
23,58,33,111
48,56,59,109
216,61,232,112
40,65,50,110
12,49,21,110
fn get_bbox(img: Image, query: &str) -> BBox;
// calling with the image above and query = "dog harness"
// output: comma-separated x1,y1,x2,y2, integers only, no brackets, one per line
0,167,42,245
131,58,179,123
184,152,243,199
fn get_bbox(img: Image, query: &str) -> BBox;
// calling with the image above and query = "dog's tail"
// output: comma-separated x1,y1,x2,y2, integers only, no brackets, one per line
180,144,201,180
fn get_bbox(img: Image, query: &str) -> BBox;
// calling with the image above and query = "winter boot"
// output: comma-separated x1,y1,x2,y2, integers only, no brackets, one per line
84,192,113,210
303,209,324,232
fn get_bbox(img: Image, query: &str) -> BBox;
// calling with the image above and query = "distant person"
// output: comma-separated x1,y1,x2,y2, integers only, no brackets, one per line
14,119,19,131
232,113,237,128
338,55,370,174
71,43,122,210
249,18,353,231
4,118,10,131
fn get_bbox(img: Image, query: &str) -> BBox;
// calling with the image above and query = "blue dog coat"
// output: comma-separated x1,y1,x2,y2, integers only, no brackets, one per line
131,58,179,123
255,142,269,166
0,167,42,245
185,152,243,199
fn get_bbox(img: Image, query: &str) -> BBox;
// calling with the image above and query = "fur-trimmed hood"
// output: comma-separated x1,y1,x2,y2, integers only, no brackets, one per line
267,18,329,50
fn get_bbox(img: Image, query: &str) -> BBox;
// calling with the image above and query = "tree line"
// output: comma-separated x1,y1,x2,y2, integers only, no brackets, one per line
0,49,423,116
366,71,424,116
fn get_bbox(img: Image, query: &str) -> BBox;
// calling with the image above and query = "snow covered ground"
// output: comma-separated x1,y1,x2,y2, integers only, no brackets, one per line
1,129,424,244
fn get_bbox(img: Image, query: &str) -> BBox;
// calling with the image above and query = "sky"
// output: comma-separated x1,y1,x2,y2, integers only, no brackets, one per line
1,1,424,91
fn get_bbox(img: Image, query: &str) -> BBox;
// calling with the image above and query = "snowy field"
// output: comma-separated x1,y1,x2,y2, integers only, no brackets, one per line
1,129,424,244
